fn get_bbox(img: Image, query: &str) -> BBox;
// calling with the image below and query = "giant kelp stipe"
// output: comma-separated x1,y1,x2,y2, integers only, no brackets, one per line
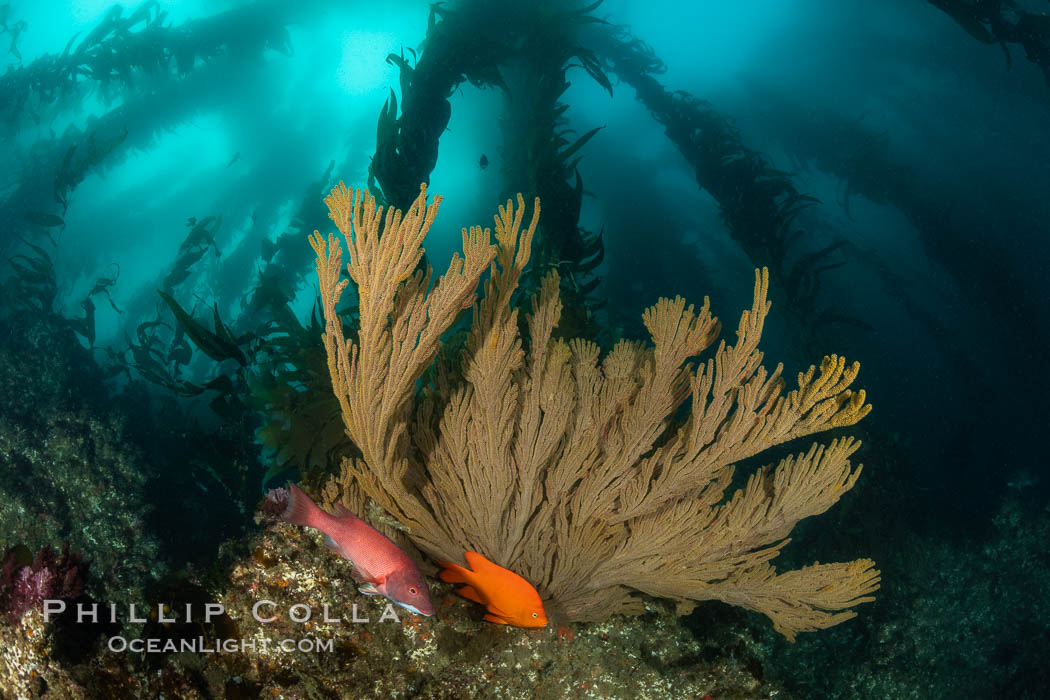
1,1,1048,697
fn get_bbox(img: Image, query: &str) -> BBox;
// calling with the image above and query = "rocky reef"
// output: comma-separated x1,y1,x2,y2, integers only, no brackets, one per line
0,507,779,698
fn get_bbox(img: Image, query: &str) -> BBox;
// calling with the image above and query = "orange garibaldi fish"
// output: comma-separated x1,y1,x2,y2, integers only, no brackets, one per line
439,551,548,627
281,484,434,616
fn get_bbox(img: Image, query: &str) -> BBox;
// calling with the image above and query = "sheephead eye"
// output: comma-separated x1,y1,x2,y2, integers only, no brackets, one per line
409,587,417,595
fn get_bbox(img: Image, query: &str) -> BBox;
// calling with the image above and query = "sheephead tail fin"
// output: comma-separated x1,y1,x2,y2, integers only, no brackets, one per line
282,483,320,528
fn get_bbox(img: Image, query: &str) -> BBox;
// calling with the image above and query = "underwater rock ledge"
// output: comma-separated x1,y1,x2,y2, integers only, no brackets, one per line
0,509,781,698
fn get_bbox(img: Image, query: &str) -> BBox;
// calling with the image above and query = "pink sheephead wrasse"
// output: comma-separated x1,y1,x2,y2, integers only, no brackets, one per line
279,484,434,616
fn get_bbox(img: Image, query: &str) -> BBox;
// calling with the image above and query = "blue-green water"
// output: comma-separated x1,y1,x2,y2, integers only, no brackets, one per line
1,1,1048,697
